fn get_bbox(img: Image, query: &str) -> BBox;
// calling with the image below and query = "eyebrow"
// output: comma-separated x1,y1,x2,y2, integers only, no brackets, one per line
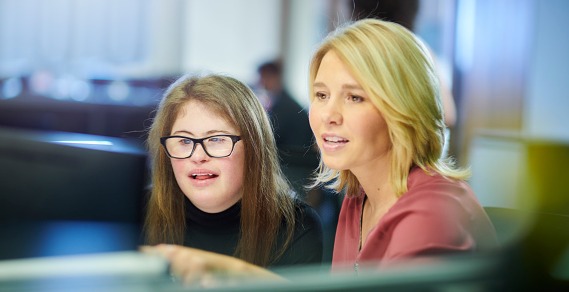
312,82,364,91
313,82,327,88
171,129,234,136
342,84,364,91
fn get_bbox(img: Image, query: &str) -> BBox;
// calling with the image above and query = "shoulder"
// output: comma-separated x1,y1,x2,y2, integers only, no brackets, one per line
385,167,490,241
272,199,323,267
402,167,477,211
363,168,498,262
385,167,489,238
292,199,322,231
288,199,323,249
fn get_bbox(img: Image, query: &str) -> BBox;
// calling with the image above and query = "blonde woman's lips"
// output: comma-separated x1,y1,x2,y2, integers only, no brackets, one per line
321,134,348,152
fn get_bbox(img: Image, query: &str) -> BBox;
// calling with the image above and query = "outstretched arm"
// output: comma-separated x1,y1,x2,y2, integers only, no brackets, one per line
141,244,284,287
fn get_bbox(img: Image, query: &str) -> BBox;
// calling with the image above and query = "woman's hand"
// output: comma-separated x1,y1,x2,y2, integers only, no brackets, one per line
140,244,283,287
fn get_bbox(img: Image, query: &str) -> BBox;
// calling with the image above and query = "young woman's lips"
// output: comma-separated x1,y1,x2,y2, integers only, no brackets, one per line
321,134,349,152
188,169,219,187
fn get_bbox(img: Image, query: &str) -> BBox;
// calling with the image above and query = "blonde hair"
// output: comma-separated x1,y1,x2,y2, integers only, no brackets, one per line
144,74,295,266
308,19,470,197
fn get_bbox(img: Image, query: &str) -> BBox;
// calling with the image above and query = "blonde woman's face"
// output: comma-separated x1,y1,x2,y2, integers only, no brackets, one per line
169,100,245,213
309,51,391,175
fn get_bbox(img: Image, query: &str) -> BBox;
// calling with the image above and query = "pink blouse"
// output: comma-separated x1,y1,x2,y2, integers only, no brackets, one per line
331,167,497,272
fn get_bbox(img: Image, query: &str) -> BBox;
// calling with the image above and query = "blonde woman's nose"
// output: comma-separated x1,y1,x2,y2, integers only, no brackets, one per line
321,99,343,125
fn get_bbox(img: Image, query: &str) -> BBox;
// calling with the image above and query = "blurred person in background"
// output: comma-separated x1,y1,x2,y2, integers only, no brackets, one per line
256,59,316,197
256,60,314,151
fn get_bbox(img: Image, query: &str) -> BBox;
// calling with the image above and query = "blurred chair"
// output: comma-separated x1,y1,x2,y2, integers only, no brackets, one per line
483,206,569,290
483,206,530,247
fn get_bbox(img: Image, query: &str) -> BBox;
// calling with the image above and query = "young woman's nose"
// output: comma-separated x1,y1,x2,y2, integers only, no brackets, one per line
189,143,210,163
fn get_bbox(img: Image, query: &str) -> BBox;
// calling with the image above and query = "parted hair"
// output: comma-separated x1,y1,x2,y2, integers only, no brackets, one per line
308,19,470,197
144,74,296,266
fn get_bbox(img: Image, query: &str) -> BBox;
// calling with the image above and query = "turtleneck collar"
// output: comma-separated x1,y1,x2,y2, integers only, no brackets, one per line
185,199,241,229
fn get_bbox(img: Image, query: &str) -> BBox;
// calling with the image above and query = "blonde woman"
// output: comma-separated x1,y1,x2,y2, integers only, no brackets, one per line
308,18,496,272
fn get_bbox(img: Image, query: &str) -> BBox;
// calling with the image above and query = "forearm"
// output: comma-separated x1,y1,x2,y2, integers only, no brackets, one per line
141,244,285,286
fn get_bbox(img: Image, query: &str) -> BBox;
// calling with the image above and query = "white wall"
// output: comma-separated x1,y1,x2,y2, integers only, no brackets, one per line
468,134,533,209
0,0,185,79
282,0,330,108
469,0,569,209
182,0,331,107
182,0,281,85
525,0,569,140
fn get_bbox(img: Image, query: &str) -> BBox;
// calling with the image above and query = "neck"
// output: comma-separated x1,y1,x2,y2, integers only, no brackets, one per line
352,153,395,210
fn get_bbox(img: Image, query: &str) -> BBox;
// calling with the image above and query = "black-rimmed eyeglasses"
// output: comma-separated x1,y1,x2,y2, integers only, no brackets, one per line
160,135,241,159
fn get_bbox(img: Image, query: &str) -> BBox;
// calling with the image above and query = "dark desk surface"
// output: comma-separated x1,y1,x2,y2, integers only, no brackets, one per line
0,221,142,261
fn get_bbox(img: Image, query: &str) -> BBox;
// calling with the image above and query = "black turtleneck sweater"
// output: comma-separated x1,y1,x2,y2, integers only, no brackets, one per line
183,199,323,268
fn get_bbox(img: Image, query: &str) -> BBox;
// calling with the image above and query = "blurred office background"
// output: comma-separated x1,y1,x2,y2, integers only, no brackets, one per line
1,0,568,288
1,0,568,208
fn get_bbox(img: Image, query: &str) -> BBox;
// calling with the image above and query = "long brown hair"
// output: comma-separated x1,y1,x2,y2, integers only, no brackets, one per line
144,74,296,266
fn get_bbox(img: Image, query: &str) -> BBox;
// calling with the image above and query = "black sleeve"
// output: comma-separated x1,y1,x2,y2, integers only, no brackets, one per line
271,200,324,267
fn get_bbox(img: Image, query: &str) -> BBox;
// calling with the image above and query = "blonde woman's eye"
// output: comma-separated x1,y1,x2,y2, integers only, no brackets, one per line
315,92,327,100
348,95,363,102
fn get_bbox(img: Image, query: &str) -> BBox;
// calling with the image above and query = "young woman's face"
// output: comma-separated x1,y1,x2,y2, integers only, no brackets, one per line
309,51,391,174
169,100,245,213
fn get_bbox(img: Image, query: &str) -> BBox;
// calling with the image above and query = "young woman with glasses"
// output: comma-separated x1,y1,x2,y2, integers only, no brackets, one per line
143,74,322,285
